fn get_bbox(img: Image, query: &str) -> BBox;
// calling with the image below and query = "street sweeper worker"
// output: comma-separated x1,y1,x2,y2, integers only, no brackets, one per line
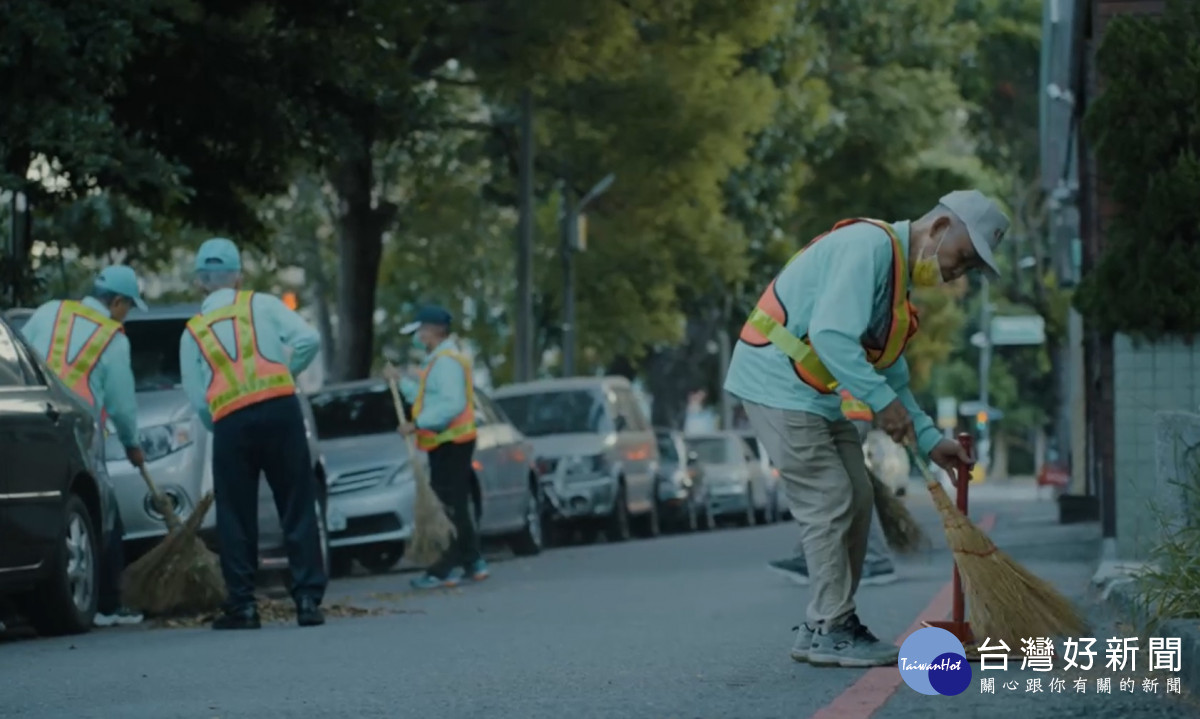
396,305,486,590
767,391,899,589
179,237,327,630
724,190,1010,668
21,265,149,628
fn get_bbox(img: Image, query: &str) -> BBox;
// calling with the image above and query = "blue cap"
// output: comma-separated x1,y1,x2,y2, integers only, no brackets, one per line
194,238,242,272
400,305,453,335
95,265,148,311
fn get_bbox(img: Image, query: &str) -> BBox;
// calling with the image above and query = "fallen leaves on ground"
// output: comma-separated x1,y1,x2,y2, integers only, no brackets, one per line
148,596,413,630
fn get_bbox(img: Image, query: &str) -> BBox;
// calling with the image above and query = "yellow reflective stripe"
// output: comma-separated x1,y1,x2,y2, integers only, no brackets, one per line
61,324,118,388
207,372,294,409
48,302,120,386
234,292,260,384
745,307,837,388
189,319,241,390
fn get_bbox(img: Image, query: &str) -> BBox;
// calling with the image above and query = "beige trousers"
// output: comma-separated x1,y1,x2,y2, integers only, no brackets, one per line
744,401,874,626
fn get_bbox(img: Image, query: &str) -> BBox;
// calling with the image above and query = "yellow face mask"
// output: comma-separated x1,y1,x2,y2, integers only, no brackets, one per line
912,235,946,288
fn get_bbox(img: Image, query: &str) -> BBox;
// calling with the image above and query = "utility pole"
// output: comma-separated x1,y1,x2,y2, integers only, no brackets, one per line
515,88,534,382
978,275,992,469
561,172,615,377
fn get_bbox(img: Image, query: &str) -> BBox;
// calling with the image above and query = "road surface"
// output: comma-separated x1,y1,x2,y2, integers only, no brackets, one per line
2,478,1197,719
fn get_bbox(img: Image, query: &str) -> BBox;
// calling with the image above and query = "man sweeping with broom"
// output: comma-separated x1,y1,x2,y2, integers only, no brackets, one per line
395,305,487,590
180,238,327,630
21,265,150,628
725,190,1009,668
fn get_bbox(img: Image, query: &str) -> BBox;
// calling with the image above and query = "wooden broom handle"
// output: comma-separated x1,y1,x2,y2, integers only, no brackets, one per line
385,373,431,487
137,465,182,532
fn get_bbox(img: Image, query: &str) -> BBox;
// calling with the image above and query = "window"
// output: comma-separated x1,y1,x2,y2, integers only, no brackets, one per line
309,384,402,440
655,433,679,462
0,321,27,387
124,318,189,391
687,436,733,465
472,393,491,426
476,392,506,426
493,389,614,437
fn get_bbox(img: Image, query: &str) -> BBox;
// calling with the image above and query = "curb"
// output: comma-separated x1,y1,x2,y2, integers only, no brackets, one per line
1099,573,1200,694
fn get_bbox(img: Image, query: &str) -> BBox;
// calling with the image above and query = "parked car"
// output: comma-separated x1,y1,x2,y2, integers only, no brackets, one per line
6,304,332,582
736,431,783,523
686,431,774,527
0,314,116,635
653,428,710,532
309,378,543,575
492,376,660,543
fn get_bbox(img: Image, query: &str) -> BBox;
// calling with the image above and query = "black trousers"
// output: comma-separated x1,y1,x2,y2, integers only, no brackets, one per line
212,394,327,608
97,507,126,615
426,440,482,578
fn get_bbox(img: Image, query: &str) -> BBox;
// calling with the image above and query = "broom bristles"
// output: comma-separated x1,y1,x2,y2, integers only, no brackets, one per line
406,474,457,567
122,492,225,616
925,480,1089,645
869,470,927,554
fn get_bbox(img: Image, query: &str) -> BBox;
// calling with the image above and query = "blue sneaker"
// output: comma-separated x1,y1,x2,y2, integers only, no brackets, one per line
465,559,489,582
410,569,462,590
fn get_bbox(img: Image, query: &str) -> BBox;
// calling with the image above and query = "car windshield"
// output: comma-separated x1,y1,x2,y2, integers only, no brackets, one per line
125,318,188,391
309,386,399,440
494,389,613,437
656,434,679,462
688,437,733,464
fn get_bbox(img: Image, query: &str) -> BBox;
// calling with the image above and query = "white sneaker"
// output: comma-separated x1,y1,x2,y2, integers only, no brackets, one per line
94,608,144,627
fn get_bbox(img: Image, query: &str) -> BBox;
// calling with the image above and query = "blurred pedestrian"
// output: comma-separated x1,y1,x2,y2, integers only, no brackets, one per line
767,392,897,588
21,266,149,627
725,191,1006,667
396,306,485,590
179,238,326,630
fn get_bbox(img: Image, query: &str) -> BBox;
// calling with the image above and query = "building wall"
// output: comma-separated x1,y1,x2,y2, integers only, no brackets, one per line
1112,335,1200,559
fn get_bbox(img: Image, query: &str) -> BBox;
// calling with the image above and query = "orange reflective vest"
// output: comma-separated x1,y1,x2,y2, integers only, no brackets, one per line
45,300,123,409
738,218,919,394
186,291,296,422
413,346,477,452
840,391,873,422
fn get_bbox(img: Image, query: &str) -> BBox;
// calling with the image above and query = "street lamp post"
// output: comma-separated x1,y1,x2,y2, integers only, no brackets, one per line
561,173,615,377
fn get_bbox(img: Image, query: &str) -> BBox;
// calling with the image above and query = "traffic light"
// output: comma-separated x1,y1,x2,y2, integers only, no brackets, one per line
975,410,988,432
282,291,298,310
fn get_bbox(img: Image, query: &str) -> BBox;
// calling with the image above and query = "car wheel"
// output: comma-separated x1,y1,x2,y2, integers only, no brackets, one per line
357,542,405,574
22,495,99,636
633,494,661,539
604,483,631,543
509,480,544,556
684,500,698,533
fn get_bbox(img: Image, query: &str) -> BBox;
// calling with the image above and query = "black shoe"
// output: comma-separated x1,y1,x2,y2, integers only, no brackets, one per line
296,596,325,627
212,605,261,630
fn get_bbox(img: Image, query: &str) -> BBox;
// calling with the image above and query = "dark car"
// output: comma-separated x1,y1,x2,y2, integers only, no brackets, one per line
653,429,710,532
0,314,115,635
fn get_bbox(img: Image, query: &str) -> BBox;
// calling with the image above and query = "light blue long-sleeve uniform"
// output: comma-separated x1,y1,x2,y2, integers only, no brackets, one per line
723,219,942,457
399,338,469,432
20,297,141,449
179,289,321,431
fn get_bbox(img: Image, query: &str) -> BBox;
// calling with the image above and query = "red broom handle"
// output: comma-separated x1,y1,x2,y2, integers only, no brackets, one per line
950,433,975,629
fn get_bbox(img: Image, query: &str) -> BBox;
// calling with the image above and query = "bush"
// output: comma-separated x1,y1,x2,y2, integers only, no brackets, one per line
1132,441,1200,625
1074,0,1200,340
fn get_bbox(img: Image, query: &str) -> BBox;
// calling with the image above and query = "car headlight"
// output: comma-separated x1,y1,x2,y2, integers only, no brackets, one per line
140,421,194,463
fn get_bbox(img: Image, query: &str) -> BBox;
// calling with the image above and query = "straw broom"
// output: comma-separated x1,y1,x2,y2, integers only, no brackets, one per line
385,372,456,567
122,466,224,616
868,469,927,555
906,446,1089,645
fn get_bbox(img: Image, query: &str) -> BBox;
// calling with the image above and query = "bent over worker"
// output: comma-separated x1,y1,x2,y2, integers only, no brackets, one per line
21,265,149,628
179,238,326,630
767,392,898,590
725,190,1008,668
397,305,486,590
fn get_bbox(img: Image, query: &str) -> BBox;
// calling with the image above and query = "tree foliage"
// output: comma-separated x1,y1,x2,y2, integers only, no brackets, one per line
1076,0,1200,339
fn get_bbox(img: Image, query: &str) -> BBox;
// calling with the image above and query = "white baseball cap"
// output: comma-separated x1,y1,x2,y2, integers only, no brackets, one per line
938,190,1010,277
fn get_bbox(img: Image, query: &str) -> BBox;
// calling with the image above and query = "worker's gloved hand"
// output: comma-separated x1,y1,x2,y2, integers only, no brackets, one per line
928,439,974,483
876,398,915,445
125,446,146,468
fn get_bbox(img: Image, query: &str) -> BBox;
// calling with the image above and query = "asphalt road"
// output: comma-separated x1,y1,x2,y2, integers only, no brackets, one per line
2,478,1198,719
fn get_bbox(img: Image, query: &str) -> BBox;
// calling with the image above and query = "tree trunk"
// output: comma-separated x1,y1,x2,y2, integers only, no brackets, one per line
643,314,720,430
328,139,396,381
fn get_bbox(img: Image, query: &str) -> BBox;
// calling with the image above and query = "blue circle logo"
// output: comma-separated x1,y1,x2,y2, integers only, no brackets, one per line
897,627,972,696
